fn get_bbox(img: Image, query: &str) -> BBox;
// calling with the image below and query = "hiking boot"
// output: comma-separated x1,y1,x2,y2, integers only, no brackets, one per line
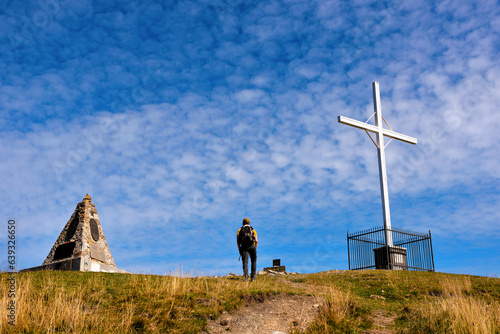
244,274,249,281
250,276,256,282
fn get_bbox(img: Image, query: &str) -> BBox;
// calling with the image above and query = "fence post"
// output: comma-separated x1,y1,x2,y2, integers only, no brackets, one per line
429,230,435,272
347,230,351,270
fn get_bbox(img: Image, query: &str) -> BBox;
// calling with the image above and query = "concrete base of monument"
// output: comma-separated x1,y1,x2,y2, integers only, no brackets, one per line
373,246,408,270
19,256,128,274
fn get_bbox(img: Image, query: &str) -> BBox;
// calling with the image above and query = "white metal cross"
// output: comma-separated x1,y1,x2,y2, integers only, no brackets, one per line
338,82,417,247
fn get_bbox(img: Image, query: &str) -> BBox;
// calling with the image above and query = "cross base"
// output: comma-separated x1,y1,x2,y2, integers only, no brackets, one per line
347,225,435,272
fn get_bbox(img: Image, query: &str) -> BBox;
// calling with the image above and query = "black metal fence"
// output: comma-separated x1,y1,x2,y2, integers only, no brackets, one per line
347,226,435,271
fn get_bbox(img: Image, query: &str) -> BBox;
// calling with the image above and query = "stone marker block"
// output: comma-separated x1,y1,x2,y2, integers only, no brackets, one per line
263,265,286,272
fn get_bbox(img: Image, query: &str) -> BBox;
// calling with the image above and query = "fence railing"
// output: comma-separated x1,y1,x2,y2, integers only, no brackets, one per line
347,226,435,271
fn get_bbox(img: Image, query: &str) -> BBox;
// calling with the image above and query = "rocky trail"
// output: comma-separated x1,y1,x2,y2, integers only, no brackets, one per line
203,272,396,334
363,310,397,334
203,293,322,334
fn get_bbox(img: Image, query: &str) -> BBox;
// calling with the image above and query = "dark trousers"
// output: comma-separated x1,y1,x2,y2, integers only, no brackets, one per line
241,245,257,278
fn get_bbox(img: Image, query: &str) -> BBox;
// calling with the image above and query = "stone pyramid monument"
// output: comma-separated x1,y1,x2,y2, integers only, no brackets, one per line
21,194,127,273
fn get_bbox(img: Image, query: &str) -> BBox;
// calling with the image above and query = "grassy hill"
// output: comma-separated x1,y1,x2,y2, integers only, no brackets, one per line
1,270,499,333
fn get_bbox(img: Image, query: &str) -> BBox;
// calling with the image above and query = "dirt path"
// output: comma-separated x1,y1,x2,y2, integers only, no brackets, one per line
204,293,322,334
363,310,396,334
203,275,396,334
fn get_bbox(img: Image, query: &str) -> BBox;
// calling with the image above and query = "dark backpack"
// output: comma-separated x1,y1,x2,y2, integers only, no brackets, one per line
240,225,255,248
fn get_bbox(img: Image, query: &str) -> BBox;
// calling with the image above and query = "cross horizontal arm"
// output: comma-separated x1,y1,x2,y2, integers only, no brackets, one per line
338,116,417,145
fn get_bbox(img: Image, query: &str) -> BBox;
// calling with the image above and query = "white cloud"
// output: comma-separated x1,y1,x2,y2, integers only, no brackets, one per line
1,0,499,276
234,89,266,104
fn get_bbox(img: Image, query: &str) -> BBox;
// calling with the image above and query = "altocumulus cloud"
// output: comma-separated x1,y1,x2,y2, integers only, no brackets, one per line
0,0,499,275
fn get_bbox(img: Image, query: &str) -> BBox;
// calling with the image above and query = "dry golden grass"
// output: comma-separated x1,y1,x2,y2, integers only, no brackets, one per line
292,283,369,334
404,276,500,334
1,273,132,333
1,270,499,333
0,271,303,333
440,275,472,296
428,295,500,334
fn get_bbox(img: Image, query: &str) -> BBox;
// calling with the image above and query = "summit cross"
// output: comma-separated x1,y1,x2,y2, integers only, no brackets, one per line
338,82,417,247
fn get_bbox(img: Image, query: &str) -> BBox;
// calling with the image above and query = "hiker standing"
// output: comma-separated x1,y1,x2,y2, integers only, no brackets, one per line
237,217,258,281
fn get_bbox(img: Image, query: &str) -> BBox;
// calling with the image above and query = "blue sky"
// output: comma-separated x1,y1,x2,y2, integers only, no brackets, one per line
1,0,499,276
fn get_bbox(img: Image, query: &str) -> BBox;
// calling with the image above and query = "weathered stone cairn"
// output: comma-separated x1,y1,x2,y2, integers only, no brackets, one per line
20,194,127,273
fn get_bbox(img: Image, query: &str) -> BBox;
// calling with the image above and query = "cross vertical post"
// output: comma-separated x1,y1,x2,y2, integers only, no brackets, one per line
338,81,417,249
373,82,393,246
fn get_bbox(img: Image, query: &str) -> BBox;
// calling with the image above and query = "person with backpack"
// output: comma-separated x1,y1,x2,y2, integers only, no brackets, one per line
236,217,258,281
